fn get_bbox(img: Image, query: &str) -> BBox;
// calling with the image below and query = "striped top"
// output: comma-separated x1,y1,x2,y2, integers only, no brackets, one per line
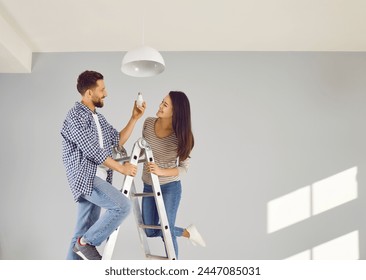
142,117,189,186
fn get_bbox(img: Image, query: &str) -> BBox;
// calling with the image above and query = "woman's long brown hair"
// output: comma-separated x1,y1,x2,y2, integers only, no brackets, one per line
169,91,194,161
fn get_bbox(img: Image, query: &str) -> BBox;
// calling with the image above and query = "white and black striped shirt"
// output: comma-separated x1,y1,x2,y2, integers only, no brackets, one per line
142,117,189,186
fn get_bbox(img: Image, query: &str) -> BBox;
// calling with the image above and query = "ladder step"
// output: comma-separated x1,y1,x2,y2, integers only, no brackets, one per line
146,254,169,260
116,157,147,164
132,192,154,198
139,224,162,230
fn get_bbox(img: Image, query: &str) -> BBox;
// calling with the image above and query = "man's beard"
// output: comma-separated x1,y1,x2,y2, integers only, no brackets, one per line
93,99,104,108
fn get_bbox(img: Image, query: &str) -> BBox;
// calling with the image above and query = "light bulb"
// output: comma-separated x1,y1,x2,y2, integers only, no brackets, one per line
136,92,144,107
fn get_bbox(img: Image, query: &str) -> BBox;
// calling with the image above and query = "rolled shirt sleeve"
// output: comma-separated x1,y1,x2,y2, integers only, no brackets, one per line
177,157,189,177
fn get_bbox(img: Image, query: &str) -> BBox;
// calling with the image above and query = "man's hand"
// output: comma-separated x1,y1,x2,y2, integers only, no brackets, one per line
132,100,146,120
121,162,137,177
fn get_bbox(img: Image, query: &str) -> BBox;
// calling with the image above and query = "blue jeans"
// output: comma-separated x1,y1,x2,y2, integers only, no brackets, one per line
66,176,131,260
142,181,184,258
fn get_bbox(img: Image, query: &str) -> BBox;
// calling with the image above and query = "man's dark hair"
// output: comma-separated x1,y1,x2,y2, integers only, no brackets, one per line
77,70,104,95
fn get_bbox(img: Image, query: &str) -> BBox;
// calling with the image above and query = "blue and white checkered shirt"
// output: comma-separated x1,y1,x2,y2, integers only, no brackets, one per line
61,102,120,201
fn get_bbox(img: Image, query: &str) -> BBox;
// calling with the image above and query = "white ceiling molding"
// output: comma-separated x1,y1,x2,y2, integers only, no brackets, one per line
0,13,32,73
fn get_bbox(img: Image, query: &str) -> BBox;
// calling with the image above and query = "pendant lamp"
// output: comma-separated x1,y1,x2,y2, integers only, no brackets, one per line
121,10,165,78
121,45,165,77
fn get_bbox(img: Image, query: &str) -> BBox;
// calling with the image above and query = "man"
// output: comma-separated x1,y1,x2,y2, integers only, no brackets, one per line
61,70,145,260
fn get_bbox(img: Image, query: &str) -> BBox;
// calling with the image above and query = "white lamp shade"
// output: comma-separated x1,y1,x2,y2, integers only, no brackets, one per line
121,45,165,77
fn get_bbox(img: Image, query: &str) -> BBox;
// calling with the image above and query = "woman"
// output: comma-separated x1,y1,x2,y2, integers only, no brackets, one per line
141,91,206,259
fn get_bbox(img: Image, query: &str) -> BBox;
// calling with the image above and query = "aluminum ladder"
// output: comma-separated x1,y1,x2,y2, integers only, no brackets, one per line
102,137,176,260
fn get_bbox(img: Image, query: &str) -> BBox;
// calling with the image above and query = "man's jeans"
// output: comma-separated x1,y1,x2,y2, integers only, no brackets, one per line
141,180,184,258
67,176,131,260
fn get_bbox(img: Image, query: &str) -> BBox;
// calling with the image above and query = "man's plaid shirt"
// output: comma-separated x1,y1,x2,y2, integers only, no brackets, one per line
61,102,119,201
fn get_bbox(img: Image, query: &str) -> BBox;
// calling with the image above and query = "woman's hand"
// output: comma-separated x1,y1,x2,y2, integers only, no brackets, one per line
147,162,165,176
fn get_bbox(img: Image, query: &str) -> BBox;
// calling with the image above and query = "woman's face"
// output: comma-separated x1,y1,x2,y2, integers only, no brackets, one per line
156,95,174,119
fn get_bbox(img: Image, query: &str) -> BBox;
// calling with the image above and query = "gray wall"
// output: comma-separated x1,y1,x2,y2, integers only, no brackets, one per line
0,52,365,260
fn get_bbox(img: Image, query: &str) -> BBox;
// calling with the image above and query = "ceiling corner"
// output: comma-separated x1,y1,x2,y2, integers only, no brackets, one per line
0,12,32,73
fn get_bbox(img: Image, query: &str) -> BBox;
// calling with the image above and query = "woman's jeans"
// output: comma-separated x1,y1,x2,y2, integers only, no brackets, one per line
142,181,184,258
66,176,131,260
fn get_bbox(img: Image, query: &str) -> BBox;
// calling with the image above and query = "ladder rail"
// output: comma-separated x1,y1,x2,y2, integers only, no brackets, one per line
102,140,143,260
102,226,120,260
144,147,176,260
130,181,152,257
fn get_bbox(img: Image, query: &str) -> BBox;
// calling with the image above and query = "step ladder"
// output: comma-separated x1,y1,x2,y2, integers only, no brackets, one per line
102,137,177,260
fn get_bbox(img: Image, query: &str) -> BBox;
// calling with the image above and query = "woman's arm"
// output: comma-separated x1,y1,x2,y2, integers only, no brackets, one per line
146,157,189,177
146,162,179,177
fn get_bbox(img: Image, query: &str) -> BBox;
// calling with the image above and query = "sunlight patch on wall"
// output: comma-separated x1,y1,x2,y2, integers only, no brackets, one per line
313,231,359,260
285,250,311,260
312,167,358,215
267,187,311,233
267,167,358,234
285,231,359,260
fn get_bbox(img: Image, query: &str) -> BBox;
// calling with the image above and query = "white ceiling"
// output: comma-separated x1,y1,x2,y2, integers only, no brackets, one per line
1,0,366,73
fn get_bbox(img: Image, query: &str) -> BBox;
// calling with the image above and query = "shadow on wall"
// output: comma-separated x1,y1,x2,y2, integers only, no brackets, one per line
266,165,365,259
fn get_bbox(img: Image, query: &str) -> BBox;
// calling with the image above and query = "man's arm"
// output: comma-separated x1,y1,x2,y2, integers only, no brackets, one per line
103,156,137,176
119,101,146,146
